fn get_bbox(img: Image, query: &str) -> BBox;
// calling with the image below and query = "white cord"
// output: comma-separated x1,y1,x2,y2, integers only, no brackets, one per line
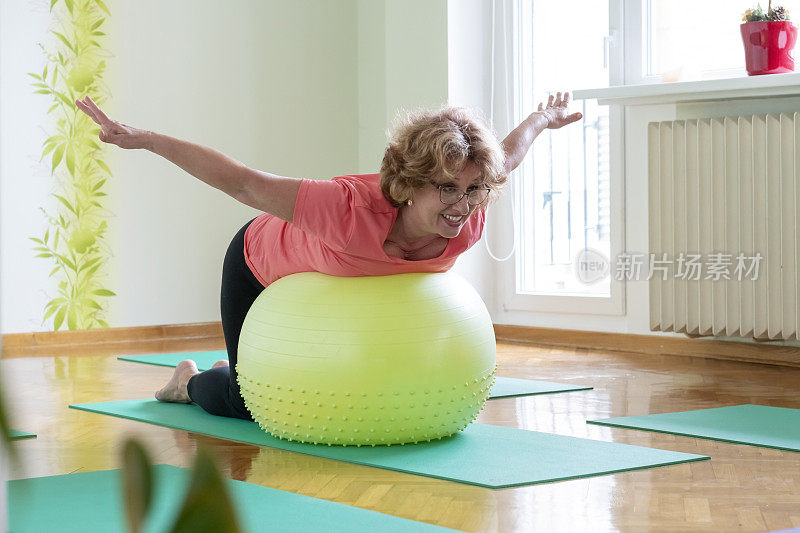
484,0,518,262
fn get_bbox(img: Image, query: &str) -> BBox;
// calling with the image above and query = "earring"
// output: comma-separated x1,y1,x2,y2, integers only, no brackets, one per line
407,199,413,206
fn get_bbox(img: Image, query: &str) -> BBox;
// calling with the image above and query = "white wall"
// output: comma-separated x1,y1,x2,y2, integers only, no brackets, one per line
1,0,359,333
356,0,387,173
356,0,449,170
0,1,64,333
104,0,359,329
1,0,459,334
445,0,499,308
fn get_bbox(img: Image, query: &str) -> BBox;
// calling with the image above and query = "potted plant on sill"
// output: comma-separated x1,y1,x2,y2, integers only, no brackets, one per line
741,1,798,75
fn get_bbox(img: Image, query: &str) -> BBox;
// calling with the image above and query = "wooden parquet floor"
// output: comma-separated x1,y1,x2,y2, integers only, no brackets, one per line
3,340,800,532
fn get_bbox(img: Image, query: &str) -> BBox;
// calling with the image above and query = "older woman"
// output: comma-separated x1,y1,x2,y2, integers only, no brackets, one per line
75,93,582,420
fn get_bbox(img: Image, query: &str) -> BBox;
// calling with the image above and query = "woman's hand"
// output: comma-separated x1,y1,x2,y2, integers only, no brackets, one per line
537,91,583,129
75,96,152,150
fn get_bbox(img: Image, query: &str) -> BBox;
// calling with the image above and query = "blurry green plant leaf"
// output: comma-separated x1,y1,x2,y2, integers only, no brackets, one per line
53,306,67,330
65,144,75,176
55,91,72,107
82,298,102,310
92,288,115,296
85,263,102,278
168,448,243,533
52,31,73,52
119,441,242,533
56,253,76,271
93,148,110,169
51,144,65,173
41,142,57,159
94,0,110,15
79,257,101,272
52,194,76,215
121,439,153,533
0,367,20,464
41,305,58,323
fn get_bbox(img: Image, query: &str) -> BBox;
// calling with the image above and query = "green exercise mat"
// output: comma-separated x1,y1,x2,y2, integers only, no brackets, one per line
8,464,454,533
588,404,800,452
117,351,592,398
69,399,707,489
9,429,36,440
490,377,591,398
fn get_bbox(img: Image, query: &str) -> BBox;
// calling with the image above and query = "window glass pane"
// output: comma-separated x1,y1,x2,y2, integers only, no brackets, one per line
648,0,800,78
517,0,611,296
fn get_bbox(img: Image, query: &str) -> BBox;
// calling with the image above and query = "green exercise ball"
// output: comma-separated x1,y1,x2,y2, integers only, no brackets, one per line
236,271,496,446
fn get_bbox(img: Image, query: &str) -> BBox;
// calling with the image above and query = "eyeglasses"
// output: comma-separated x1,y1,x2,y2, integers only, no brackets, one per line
430,181,490,206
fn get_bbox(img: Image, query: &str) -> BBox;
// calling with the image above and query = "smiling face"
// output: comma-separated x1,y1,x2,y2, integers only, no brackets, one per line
401,161,485,242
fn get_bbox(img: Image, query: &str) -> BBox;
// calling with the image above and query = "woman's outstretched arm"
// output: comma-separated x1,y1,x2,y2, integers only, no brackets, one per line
501,91,583,174
75,96,301,222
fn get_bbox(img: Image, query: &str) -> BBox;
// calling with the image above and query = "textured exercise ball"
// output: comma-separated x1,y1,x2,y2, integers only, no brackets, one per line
237,272,496,446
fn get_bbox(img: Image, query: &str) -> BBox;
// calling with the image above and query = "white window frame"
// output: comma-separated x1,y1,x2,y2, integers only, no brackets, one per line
496,0,626,316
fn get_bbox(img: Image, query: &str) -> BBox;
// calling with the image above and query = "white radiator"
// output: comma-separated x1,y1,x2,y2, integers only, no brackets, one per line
648,113,799,341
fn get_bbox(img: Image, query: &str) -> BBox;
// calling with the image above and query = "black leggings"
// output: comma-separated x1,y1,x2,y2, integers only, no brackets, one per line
186,218,264,420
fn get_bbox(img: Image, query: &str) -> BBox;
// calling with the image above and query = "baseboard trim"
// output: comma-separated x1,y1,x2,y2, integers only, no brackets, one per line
493,324,800,367
1,322,224,358
4,321,798,367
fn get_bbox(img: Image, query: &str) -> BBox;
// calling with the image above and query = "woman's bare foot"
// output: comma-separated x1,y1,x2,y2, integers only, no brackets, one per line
155,359,199,403
212,360,229,369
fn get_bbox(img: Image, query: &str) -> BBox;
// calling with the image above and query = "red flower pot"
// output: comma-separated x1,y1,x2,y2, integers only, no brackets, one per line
740,20,798,75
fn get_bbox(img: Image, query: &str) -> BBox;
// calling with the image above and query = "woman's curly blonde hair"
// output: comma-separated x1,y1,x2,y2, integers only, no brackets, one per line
380,106,507,208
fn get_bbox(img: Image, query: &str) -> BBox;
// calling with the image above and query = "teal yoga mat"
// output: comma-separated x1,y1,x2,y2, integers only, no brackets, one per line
9,464,455,533
117,351,592,398
9,429,36,440
69,399,708,489
588,404,800,452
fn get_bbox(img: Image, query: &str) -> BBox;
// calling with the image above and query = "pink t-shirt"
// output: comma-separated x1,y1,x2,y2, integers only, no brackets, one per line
243,173,486,287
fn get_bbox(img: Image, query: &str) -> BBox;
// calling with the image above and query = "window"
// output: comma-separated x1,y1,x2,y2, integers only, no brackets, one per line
497,0,624,315
634,0,800,83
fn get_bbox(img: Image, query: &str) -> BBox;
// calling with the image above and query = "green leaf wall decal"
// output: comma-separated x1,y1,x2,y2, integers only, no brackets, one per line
29,0,115,331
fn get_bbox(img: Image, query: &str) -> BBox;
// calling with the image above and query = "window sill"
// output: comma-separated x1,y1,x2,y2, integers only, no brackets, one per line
573,72,800,106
